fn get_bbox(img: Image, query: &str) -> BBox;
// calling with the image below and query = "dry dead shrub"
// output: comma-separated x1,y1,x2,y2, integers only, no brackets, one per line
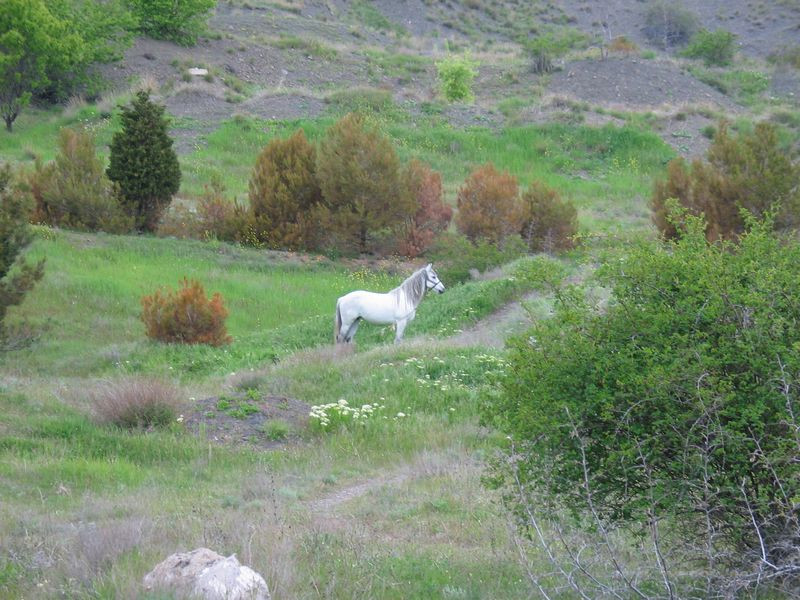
455,163,522,245
519,181,578,253
397,159,453,257
141,278,232,346
89,378,182,429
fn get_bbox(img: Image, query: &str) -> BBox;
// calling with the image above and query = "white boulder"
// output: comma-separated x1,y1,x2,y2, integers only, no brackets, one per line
143,547,270,600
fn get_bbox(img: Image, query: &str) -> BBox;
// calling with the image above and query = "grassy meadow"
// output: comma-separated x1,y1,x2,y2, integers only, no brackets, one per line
0,85,676,599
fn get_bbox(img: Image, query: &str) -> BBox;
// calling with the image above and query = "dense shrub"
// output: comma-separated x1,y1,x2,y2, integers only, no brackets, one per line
524,27,587,74
157,181,245,242
28,128,131,233
490,215,800,595
397,160,452,258
681,29,737,66
248,130,323,250
90,378,181,429
651,121,800,240
128,0,216,46
519,182,578,253
107,91,181,232
429,232,526,285
436,54,478,102
141,278,231,346
0,164,44,336
606,35,637,55
644,1,697,48
455,163,522,245
316,113,413,254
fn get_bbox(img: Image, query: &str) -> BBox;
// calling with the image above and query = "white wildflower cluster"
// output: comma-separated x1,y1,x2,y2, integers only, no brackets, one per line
475,353,509,376
436,306,478,336
309,398,385,429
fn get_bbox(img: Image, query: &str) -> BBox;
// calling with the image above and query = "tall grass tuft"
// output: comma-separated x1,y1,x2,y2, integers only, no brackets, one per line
89,377,182,429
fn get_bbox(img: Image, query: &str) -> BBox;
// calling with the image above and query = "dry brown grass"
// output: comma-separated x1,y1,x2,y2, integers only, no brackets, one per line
87,377,183,429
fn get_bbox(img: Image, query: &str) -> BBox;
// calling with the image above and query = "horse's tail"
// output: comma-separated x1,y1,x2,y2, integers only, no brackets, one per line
334,299,342,344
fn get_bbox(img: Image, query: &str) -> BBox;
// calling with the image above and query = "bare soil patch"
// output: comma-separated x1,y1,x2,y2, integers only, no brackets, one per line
184,393,310,449
558,0,800,59
548,58,736,111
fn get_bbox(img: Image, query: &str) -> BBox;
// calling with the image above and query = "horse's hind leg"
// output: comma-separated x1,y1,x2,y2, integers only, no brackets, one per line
345,319,361,343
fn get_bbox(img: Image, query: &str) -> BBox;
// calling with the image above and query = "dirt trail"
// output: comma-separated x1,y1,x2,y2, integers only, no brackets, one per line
306,470,412,514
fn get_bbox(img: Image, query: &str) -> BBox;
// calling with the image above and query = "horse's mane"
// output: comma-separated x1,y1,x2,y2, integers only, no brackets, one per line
396,267,427,308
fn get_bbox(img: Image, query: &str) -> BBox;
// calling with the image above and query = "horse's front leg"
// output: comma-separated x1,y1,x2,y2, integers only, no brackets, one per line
394,318,408,344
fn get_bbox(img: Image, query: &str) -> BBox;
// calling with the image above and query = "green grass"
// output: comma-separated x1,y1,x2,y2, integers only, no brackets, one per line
1,339,530,599
272,35,339,60
3,229,564,380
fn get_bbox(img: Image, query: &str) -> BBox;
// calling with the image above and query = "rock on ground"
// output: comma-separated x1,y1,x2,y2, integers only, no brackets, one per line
143,547,271,600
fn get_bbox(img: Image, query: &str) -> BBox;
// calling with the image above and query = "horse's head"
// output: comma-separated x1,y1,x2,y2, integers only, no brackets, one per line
425,264,445,294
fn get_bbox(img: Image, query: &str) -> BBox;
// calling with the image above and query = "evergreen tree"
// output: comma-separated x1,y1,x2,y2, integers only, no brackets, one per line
248,130,323,250
107,90,180,232
0,164,44,333
316,113,412,254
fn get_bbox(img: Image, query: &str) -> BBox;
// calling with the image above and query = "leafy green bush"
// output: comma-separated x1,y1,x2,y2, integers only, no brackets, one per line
28,128,131,233
107,90,181,232
644,1,697,48
429,232,526,285
681,29,736,66
436,54,478,102
523,27,587,74
128,0,216,45
490,214,800,594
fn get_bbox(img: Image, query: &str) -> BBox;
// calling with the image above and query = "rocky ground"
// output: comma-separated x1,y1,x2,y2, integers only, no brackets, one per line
96,0,798,161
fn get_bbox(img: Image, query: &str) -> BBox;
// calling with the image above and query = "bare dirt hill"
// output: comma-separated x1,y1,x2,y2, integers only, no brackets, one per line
97,0,798,161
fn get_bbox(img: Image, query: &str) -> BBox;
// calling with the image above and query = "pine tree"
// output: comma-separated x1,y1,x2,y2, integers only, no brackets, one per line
248,130,323,250
107,90,180,232
0,164,44,333
316,113,413,254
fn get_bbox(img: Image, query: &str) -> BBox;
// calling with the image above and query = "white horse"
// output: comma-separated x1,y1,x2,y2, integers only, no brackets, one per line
335,264,445,344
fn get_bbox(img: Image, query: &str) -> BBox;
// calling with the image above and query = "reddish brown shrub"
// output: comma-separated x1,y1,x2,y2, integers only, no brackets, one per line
316,113,413,254
607,35,638,54
455,163,522,245
248,130,323,250
519,182,578,253
652,122,800,241
157,181,250,243
89,377,182,429
141,278,231,346
398,160,453,257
